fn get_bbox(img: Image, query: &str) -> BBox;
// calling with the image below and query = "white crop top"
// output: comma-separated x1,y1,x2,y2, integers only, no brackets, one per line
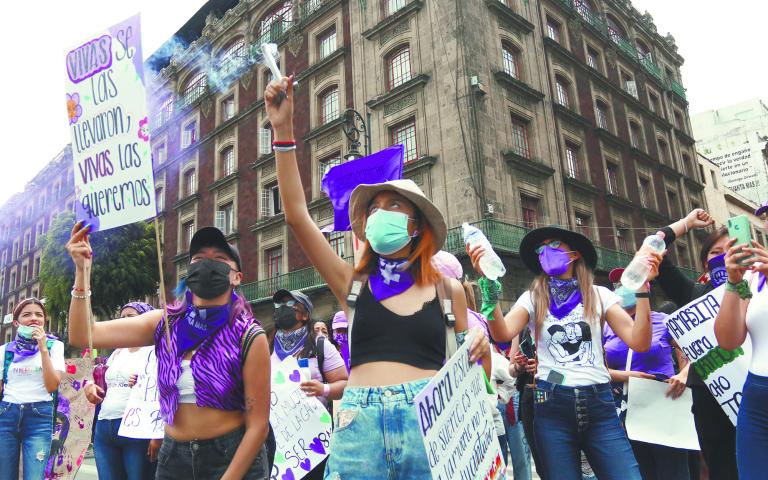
746,272,768,376
176,360,197,404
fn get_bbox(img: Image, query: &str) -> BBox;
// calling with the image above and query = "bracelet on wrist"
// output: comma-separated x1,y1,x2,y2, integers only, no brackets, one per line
71,289,92,299
635,291,650,299
726,280,752,299
322,383,330,397
273,145,297,153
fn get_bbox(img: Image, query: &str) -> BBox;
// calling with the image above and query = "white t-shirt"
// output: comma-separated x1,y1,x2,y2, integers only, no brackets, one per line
0,340,66,404
271,336,345,407
514,286,620,387
99,346,154,420
746,271,768,376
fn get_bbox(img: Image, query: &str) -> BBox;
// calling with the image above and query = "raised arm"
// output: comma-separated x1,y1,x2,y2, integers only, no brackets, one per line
265,78,353,305
66,222,160,348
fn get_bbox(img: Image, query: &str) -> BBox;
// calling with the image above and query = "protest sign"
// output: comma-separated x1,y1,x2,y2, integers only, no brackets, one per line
269,356,331,480
118,347,164,439
414,334,505,480
664,284,752,425
65,14,156,233
321,145,404,232
45,358,96,480
625,377,699,450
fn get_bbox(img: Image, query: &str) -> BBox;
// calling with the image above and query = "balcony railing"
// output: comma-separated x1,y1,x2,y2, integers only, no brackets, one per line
240,257,352,303
177,85,207,111
670,79,687,101
254,18,292,48
640,57,663,82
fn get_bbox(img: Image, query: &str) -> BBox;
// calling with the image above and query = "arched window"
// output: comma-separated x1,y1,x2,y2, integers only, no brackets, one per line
220,38,246,74
502,43,520,79
575,0,596,23
636,39,652,61
555,75,570,108
260,2,292,40
387,45,411,90
181,71,207,108
221,146,235,177
606,15,627,44
319,87,339,125
595,100,610,129
183,169,197,197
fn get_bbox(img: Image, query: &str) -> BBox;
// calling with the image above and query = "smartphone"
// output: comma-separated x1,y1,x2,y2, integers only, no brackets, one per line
546,370,565,385
727,215,753,263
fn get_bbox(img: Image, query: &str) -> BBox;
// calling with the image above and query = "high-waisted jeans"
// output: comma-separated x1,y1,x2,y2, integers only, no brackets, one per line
737,372,768,479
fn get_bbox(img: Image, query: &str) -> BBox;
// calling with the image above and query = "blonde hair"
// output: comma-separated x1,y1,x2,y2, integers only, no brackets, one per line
462,280,477,312
530,259,599,341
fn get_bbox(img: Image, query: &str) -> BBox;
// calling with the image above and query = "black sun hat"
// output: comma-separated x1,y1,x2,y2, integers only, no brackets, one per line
519,226,597,274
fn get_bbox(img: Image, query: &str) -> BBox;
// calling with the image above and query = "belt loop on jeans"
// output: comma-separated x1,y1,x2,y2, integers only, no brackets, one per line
404,383,415,403
360,388,370,407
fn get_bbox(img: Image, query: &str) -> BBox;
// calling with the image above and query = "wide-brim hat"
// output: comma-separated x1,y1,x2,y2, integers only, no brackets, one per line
349,179,447,250
519,226,597,274
189,227,241,271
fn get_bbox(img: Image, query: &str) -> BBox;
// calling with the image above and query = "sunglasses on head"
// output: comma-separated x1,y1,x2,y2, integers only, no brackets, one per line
535,240,562,254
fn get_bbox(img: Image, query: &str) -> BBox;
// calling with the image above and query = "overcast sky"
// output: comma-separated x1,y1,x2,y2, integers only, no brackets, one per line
0,1,765,206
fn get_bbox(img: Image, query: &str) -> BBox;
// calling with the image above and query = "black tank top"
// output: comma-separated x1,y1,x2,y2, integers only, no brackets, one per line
349,283,445,371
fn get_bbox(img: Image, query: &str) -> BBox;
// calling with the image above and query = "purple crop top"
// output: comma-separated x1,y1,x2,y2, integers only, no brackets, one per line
154,309,256,425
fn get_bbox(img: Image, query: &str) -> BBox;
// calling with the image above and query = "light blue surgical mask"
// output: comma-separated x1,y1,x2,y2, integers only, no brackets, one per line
615,285,637,309
16,325,35,339
365,209,415,255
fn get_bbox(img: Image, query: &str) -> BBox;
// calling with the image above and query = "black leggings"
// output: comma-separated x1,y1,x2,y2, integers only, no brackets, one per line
691,384,738,479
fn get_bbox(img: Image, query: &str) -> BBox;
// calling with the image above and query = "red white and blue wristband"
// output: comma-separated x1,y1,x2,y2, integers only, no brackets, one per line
273,140,296,153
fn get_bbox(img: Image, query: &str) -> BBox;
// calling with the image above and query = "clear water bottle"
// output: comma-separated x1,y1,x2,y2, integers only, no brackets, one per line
463,223,507,280
620,234,666,291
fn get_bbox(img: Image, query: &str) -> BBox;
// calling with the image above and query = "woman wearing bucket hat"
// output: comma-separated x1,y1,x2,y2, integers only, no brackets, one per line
469,226,662,480
265,78,490,479
66,224,271,479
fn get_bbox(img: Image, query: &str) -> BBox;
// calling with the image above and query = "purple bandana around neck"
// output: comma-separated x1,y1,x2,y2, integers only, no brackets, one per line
9,333,57,363
333,333,350,371
548,277,582,319
176,291,232,354
369,257,415,301
273,327,309,361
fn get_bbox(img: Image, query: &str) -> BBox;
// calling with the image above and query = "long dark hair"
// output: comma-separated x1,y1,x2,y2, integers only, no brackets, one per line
699,226,729,271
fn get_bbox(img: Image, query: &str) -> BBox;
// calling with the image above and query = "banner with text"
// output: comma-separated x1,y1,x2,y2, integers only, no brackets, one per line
65,14,156,233
118,347,164,439
270,356,332,480
414,334,505,480
664,284,752,425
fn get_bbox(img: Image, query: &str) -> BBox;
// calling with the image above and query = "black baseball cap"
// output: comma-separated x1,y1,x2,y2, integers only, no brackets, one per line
189,227,241,271
272,289,314,317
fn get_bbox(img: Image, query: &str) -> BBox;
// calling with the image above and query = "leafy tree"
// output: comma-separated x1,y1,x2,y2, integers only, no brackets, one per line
40,213,159,335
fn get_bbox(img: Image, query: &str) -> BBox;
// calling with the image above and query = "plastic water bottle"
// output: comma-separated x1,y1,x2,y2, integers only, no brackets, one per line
462,223,507,280
297,358,311,383
620,234,666,291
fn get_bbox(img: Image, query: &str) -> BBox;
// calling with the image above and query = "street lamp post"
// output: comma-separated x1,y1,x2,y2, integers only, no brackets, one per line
341,108,371,160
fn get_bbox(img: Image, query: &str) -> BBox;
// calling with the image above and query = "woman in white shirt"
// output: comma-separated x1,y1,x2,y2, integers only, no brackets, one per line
714,238,768,479
85,302,161,480
0,297,65,480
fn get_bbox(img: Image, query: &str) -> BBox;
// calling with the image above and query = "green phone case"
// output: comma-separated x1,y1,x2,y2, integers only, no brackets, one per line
727,215,753,264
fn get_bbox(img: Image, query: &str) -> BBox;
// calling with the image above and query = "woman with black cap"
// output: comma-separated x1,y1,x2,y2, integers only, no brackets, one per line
470,226,661,479
66,224,270,479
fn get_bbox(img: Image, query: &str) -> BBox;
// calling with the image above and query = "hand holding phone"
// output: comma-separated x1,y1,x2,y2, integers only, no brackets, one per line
727,215,754,265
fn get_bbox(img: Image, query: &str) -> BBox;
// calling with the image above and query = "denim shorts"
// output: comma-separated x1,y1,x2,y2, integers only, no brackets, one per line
324,378,432,480
156,426,268,479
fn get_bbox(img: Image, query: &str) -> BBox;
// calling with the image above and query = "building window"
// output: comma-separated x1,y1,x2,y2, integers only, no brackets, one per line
221,147,235,177
182,221,195,252
318,27,337,59
262,182,282,217
10,272,16,289
181,71,207,108
319,153,342,180
658,139,670,165
502,44,519,79
595,101,610,130
565,143,580,179
34,258,41,278
674,111,684,130
153,143,166,165
156,188,164,212
222,96,235,122
510,117,530,158
636,39,652,62
387,46,412,90
710,170,718,189
259,125,273,156
385,0,406,16
639,177,651,208
607,15,627,44
621,71,638,98
327,231,346,258
182,121,197,148
390,118,417,162
606,163,620,195
319,87,340,125
546,18,561,42
156,95,174,127
575,213,591,239
616,227,630,252
521,196,539,229
220,39,247,76
586,47,600,71
682,154,692,177
555,76,570,108
667,190,680,218
648,92,660,114
183,169,197,197
260,2,292,41
266,247,283,278
575,0,595,22
216,203,235,236
677,244,689,268
629,122,642,149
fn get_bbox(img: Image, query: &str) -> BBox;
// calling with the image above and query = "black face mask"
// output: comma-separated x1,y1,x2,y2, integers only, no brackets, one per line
274,305,299,330
186,258,233,299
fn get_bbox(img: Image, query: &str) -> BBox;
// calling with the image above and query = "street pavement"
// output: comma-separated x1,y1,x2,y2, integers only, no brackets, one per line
74,455,97,479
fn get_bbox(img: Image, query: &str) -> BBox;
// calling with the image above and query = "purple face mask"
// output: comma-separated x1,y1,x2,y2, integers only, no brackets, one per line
707,253,727,288
538,245,574,276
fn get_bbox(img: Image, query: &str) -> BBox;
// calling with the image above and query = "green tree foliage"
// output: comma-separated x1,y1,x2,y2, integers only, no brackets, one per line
40,213,159,329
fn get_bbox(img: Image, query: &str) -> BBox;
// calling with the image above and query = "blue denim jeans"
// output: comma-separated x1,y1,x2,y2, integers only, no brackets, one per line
533,380,641,480
324,378,431,480
0,400,54,480
93,418,154,480
737,372,768,479
496,392,532,480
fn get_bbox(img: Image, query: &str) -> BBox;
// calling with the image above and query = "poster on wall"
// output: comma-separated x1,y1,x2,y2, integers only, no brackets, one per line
64,14,156,233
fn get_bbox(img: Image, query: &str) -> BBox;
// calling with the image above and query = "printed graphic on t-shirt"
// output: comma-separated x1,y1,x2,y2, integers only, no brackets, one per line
8,365,43,376
546,314,595,367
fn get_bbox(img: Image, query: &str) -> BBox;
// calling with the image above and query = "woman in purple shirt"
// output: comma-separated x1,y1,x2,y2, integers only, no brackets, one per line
603,270,690,480
66,224,271,480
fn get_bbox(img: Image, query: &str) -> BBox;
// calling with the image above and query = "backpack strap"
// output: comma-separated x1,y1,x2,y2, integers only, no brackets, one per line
316,336,326,383
436,277,458,361
240,324,266,364
2,343,15,394
345,272,369,359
